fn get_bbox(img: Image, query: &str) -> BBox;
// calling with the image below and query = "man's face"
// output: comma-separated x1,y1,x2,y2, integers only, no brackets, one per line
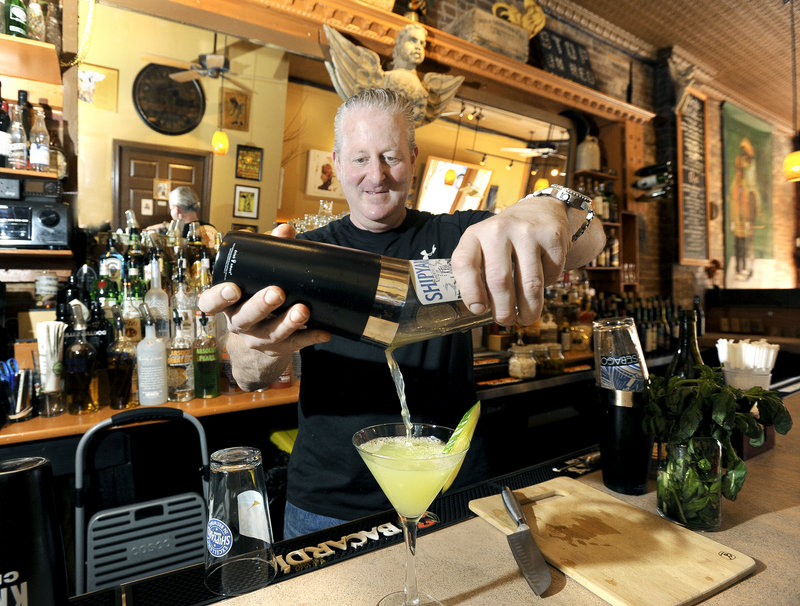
399,29,425,66
333,107,417,233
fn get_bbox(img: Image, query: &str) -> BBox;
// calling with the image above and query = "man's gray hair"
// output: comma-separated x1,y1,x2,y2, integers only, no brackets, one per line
333,88,416,156
169,186,201,212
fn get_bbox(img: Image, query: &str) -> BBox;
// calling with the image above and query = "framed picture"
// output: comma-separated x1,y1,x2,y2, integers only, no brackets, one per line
77,64,119,111
305,149,345,199
153,179,170,200
231,223,258,233
236,145,263,181
233,185,260,219
221,89,251,131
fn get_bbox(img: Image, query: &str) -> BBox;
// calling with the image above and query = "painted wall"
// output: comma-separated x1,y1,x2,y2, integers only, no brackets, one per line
76,2,288,233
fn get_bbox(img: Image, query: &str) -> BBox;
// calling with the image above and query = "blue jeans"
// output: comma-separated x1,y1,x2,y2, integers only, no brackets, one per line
283,501,348,539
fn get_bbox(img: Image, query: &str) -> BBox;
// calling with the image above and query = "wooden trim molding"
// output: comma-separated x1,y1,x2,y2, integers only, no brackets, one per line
107,0,654,125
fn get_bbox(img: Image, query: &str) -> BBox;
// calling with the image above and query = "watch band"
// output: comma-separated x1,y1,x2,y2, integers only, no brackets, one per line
531,184,595,242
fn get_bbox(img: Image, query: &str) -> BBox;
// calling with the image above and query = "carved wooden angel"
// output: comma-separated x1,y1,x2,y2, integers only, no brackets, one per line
323,23,464,127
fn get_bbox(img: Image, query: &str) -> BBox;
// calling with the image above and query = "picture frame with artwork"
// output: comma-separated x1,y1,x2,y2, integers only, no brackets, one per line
221,89,251,131
305,149,345,199
236,145,263,181
233,185,260,219
153,179,170,200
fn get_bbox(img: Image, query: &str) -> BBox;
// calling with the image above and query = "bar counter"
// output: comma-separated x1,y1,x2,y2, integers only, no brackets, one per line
220,391,799,606
0,385,299,446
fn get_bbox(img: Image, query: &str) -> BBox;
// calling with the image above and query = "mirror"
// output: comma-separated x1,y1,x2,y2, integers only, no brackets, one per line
416,156,493,214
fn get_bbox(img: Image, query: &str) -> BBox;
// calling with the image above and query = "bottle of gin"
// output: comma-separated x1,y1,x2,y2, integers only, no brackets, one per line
213,231,495,349
65,300,98,415
168,310,194,402
136,304,168,406
107,312,137,409
193,312,220,399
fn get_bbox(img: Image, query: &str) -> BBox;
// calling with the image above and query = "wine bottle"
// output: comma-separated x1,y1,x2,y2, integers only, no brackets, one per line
634,161,672,178
136,303,168,406
633,173,671,190
693,295,706,337
635,186,672,202
193,312,220,399
168,310,194,402
16,90,32,139
65,300,98,415
6,0,27,37
665,309,704,380
213,231,495,348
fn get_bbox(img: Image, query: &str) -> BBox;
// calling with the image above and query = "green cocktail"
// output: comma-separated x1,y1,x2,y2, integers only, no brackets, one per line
353,423,469,606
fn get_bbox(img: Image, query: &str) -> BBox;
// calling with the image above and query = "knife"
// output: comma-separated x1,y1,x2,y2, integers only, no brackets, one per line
501,486,552,596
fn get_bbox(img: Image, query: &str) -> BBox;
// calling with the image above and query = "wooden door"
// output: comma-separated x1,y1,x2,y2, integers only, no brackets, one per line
113,140,213,230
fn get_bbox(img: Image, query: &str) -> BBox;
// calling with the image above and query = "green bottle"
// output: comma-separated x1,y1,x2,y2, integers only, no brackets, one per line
193,312,220,399
6,0,27,37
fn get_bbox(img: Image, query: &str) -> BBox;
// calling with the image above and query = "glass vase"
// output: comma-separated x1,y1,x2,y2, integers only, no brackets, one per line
657,437,722,531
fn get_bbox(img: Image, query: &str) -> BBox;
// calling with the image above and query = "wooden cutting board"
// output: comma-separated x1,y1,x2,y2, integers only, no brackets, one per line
469,476,755,606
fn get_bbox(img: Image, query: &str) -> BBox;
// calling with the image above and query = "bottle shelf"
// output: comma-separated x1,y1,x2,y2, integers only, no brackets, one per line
0,166,59,179
575,169,618,181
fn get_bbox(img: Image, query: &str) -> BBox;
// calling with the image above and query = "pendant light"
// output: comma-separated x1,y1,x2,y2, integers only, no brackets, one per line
444,110,463,186
784,0,800,181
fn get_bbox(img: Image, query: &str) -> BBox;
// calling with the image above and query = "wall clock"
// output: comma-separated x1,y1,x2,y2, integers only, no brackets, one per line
132,63,206,135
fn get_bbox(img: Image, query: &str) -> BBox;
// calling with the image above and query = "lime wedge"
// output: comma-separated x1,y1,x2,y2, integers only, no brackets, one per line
441,401,480,493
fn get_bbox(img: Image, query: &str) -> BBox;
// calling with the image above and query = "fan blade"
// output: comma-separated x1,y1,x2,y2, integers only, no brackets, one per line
223,74,255,94
170,70,203,83
140,53,193,70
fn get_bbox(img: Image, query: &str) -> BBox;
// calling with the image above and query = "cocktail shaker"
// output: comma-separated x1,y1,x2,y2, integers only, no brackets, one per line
592,317,653,495
212,231,493,348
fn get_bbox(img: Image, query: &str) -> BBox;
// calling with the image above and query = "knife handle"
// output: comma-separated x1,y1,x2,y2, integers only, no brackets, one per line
502,486,526,526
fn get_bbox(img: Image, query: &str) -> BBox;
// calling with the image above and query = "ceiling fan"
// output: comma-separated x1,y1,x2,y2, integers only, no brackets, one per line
502,128,565,159
141,34,278,94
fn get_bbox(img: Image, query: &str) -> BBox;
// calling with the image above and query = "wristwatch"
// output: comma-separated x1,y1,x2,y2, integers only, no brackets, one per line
531,184,594,242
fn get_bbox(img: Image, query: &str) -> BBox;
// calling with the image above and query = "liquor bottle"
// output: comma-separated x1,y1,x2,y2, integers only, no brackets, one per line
665,309,704,380
693,295,706,337
171,266,196,341
214,232,499,349
0,85,10,168
591,180,606,221
186,222,205,288
26,0,45,41
107,313,137,409
29,106,50,172
8,103,27,169
168,310,194,402
633,173,671,190
194,248,215,337
6,0,27,37
634,160,672,178
87,300,112,406
124,231,146,283
136,304,168,406
93,266,120,321
607,228,620,267
193,312,220,399
603,181,619,223
635,187,672,202
64,300,98,415
592,316,652,495
17,90,32,138
99,235,125,292
144,256,170,340
120,271,144,344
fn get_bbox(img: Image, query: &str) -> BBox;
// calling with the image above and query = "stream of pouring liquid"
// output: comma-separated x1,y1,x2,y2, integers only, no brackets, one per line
386,348,413,437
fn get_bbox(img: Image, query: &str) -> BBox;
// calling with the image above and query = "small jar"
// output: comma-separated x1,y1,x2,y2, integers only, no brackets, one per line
508,344,536,379
532,344,552,376
546,342,566,375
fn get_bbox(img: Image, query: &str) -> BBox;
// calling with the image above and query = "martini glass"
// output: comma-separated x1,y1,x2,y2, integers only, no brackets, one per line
353,423,469,606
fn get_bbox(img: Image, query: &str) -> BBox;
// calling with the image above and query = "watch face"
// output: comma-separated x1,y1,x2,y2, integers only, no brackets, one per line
133,63,206,135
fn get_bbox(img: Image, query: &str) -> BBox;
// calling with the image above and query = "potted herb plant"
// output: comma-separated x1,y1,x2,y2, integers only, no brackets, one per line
643,364,793,530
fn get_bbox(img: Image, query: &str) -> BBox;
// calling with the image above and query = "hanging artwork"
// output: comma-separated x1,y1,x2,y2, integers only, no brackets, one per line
305,149,345,199
721,103,774,288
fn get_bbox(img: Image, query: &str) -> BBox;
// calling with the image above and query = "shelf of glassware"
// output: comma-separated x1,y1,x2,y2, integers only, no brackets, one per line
584,210,639,292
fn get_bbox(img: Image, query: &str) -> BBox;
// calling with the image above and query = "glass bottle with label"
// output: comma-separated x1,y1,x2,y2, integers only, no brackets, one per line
26,0,45,41
99,235,125,292
29,106,50,172
194,248,214,337
136,304,168,406
0,84,10,168
171,266,196,341
193,312,220,399
87,299,112,406
5,0,26,37
120,271,144,345
168,310,194,402
16,90,31,138
65,300,98,415
107,312,137,409
144,256,170,340
8,103,27,169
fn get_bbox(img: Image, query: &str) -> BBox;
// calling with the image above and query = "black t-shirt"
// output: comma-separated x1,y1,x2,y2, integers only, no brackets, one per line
288,209,494,520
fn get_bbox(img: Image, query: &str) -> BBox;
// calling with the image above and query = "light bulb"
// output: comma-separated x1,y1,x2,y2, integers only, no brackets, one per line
783,149,800,181
444,168,457,186
212,130,229,155
550,168,559,177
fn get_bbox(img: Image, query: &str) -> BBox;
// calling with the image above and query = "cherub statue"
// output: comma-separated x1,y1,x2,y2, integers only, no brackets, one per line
323,23,464,127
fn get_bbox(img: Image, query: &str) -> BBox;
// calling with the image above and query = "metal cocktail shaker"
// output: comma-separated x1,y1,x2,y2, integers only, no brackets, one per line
212,231,493,348
592,317,653,495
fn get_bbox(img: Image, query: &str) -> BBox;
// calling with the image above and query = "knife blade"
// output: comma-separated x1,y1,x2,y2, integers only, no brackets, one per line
501,486,551,596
